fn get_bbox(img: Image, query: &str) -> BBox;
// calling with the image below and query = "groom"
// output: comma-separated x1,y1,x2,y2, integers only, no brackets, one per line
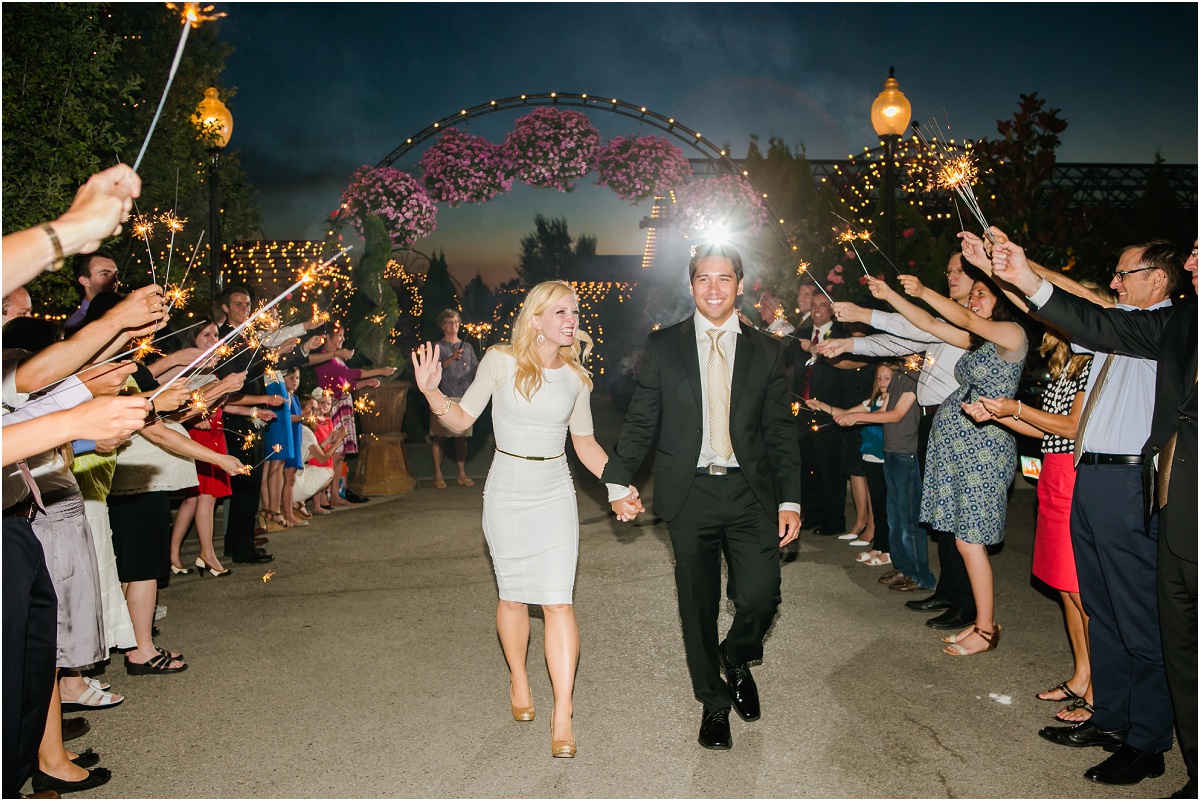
603,243,803,750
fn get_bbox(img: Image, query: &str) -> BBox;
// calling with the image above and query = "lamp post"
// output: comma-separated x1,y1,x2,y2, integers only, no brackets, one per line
870,67,911,268
193,87,233,302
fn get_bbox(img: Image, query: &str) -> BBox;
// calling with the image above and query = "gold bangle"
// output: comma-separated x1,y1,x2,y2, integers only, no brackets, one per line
40,223,65,271
431,396,453,417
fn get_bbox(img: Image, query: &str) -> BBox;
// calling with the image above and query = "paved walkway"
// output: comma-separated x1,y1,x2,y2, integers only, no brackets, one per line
66,400,1187,798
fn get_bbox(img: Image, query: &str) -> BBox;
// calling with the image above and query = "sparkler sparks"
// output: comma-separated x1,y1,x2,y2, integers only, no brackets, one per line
261,570,276,583
163,284,192,309
352,396,377,415
796,261,811,276
912,123,994,243
132,337,161,361
168,2,227,27
189,389,210,418
159,211,186,233
239,443,283,475
131,215,155,239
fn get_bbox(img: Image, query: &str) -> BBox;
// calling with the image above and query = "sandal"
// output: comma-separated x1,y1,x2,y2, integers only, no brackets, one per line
456,477,475,487
125,653,187,675
293,504,313,519
155,645,183,660
1037,680,1083,703
1056,698,1095,722
433,479,448,489
943,624,1001,656
61,685,124,712
82,677,111,693
864,553,891,566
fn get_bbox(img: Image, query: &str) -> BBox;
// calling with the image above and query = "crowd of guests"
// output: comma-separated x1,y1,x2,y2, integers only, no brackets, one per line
747,234,1195,795
1,165,396,797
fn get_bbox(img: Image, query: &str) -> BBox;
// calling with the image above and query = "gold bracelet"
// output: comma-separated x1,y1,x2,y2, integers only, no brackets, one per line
40,223,65,271
431,396,453,417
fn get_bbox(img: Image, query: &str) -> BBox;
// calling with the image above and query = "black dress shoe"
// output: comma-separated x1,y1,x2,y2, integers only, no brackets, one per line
1084,744,1165,785
69,748,100,769
60,717,89,742
343,489,370,504
812,527,844,537
719,641,761,721
232,550,274,564
698,708,732,750
31,767,112,794
925,609,977,630
1038,720,1126,750
906,595,952,613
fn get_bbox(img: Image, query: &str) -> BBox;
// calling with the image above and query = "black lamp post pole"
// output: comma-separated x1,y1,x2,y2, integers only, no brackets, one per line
208,146,223,302
883,133,897,269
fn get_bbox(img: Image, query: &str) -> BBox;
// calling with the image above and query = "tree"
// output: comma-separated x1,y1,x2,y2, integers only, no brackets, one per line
420,249,460,342
514,214,597,285
346,214,401,368
460,271,494,325
2,3,261,313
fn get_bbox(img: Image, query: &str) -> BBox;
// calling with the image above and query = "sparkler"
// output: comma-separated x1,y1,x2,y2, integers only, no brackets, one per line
148,246,353,402
829,208,900,275
131,336,162,361
158,210,186,288
350,312,388,350
189,389,210,419
164,230,204,314
794,261,835,304
352,395,377,416
131,214,158,286
238,443,283,475
132,3,227,172
912,123,994,244
261,570,277,583
836,228,872,279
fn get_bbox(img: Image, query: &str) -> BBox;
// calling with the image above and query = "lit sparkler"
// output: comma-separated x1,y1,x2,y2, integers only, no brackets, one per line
132,337,162,361
164,230,204,314
352,395,377,415
163,284,193,310
189,389,210,418
133,3,227,172
261,570,276,583
158,210,186,288
912,123,994,244
239,443,283,475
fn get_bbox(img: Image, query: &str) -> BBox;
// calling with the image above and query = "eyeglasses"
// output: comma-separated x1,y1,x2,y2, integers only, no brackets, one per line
944,268,964,277
1112,266,1155,282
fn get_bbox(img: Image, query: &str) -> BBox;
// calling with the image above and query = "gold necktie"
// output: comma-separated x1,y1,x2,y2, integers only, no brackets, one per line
1074,354,1115,467
1156,433,1176,509
706,329,734,460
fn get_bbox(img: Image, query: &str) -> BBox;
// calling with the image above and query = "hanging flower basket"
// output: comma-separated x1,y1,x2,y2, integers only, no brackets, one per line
418,129,514,207
671,175,770,237
593,135,692,204
339,166,438,248
503,107,601,191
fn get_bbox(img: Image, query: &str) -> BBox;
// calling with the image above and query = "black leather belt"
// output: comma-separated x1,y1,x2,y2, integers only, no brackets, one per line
921,404,940,416
495,448,564,461
3,499,38,521
696,464,740,476
1079,453,1143,466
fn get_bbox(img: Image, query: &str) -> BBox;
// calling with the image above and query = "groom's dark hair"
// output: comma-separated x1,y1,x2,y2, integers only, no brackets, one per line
688,243,744,282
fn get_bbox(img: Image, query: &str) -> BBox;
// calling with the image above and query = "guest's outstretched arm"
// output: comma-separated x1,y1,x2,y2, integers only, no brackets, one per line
865,276,971,350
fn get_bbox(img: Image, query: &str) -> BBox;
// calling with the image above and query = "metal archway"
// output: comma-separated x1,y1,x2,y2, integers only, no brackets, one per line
324,91,792,260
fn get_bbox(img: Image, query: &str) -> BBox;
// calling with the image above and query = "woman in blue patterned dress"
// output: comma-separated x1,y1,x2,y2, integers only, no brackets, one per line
861,272,1027,656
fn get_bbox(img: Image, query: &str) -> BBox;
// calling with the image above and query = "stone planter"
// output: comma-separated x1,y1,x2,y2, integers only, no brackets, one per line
348,380,416,496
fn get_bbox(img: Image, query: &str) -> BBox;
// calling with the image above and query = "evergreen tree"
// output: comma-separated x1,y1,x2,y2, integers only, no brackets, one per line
460,271,494,325
514,215,596,285
421,249,460,341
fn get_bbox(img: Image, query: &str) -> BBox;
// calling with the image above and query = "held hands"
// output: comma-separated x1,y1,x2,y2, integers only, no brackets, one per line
610,486,645,522
411,342,443,393
980,396,1018,418
960,401,995,423
896,274,927,300
778,509,802,547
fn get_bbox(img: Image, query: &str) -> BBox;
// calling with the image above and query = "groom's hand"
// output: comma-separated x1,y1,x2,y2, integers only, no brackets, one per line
611,486,644,522
778,510,802,547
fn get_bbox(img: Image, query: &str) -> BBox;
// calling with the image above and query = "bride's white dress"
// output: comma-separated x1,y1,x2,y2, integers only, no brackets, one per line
459,349,593,605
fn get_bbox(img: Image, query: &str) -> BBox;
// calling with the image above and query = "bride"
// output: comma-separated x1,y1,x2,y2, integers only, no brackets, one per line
412,280,642,759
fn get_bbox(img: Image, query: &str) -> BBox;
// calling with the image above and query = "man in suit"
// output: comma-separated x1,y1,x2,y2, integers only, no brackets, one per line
993,236,1195,796
790,292,853,535
603,243,803,751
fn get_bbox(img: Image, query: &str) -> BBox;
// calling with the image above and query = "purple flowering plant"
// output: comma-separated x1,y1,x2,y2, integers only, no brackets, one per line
503,108,601,191
419,129,514,207
593,135,692,204
672,175,770,237
339,166,438,248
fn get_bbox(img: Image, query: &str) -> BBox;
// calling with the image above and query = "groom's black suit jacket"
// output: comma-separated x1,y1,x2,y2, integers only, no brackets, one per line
602,316,803,523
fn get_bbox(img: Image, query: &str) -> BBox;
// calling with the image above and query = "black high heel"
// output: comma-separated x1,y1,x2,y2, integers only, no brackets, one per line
194,557,232,578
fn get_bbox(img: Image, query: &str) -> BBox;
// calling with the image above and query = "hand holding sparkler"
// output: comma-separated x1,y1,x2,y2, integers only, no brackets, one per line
147,380,192,414
831,302,871,325
896,275,928,300
53,165,142,256
815,338,853,359
990,240,1042,297
957,231,995,274
216,453,246,476
238,444,282,475
79,361,138,397
865,275,896,303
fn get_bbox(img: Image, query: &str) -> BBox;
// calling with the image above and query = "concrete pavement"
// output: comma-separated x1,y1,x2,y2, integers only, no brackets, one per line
62,399,1188,798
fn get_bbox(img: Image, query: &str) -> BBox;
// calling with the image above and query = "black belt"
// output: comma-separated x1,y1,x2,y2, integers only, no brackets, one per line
2,499,38,521
1079,452,1143,466
696,464,740,476
921,404,940,416
495,448,564,461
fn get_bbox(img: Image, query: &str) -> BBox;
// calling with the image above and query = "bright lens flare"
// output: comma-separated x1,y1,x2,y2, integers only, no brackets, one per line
702,224,729,247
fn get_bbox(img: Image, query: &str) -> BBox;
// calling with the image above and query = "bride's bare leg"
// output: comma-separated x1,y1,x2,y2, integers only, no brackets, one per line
542,603,578,743
496,600,533,708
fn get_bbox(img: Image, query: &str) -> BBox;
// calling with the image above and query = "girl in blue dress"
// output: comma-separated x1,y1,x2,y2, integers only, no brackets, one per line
264,366,305,529
861,271,1027,657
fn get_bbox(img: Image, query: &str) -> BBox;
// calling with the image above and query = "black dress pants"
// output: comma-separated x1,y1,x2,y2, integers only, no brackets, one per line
223,426,264,560
1158,529,1197,783
799,426,846,531
2,517,56,798
665,472,781,712
918,407,972,611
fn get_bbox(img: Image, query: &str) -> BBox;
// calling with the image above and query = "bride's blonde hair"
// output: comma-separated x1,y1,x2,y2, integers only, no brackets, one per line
497,280,593,401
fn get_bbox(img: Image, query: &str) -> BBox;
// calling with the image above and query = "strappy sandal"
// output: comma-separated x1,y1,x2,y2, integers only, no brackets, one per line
1037,680,1083,703
155,645,183,660
60,684,124,712
125,653,187,675
943,624,1001,656
1055,698,1095,722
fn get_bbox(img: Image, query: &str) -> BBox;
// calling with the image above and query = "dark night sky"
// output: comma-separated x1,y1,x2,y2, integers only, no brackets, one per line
220,2,1198,285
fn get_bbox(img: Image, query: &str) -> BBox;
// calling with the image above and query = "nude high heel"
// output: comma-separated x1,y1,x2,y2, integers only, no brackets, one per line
510,683,534,722
550,714,576,758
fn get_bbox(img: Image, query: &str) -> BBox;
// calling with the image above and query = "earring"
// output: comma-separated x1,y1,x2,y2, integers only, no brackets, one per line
536,333,547,347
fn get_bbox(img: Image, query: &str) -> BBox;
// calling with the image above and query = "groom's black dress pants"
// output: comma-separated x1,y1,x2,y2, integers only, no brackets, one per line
666,471,781,712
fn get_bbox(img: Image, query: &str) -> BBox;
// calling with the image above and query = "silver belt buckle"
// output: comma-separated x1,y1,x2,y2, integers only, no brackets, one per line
704,464,729,476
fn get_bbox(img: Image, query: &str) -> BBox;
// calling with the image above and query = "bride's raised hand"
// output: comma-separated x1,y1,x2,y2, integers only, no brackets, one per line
410,342,443,394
